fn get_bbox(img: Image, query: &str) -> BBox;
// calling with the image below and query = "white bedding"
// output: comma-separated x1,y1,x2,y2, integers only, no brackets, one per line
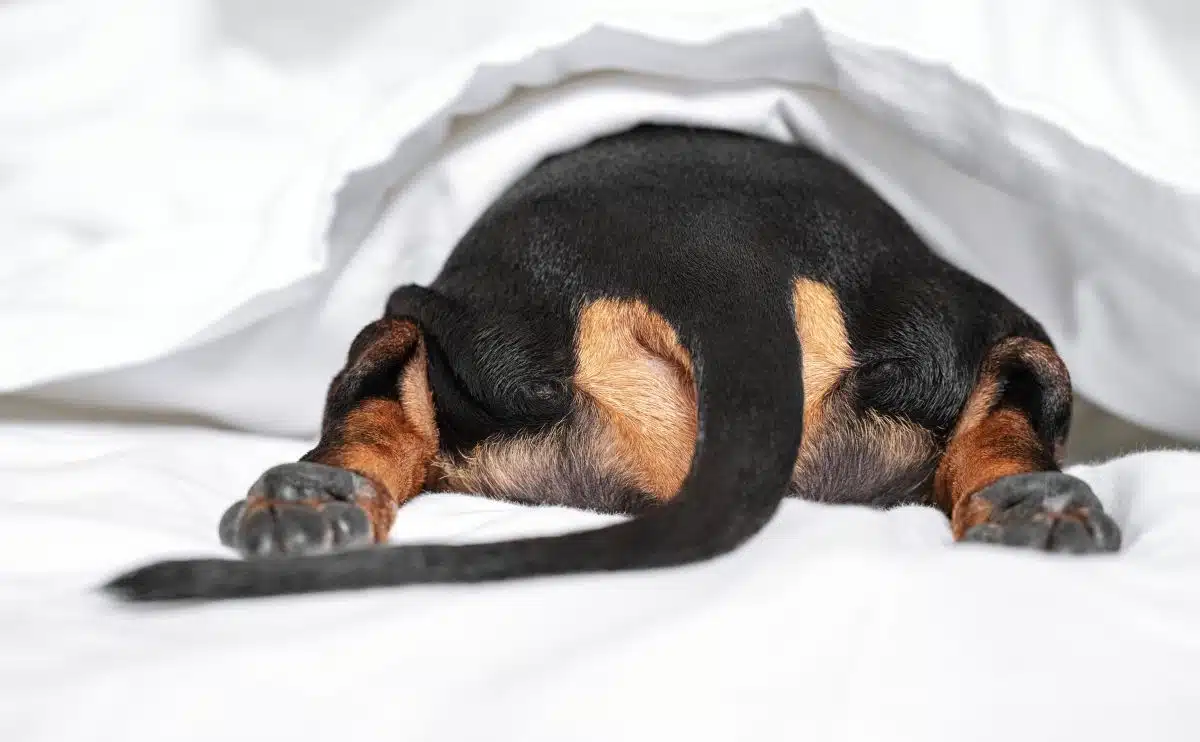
3,423,1200,741
4,1,1200,740
6,0,1200,439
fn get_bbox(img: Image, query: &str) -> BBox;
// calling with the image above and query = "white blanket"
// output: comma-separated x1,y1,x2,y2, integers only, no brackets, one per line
5,0,1200,439
4,1,1200,740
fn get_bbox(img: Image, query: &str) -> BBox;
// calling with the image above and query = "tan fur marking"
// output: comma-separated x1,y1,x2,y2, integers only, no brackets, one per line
952,374,1000,438
792,279,854,437
574,299,697,500
433,434,548,496
937,408,1047,537
934,337,1067,538
433,419,613,496
862,411,938,467
400,342,437,442
309,336,439,541
790,400,938,502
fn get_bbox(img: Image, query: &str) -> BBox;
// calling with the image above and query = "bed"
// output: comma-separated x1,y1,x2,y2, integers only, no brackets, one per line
4,2,1200,740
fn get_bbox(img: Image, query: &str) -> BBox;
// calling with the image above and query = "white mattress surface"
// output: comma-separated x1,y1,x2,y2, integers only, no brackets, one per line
3,422,1200,741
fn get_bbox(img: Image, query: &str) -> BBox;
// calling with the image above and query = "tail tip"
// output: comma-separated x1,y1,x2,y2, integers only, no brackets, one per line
100,559,216,603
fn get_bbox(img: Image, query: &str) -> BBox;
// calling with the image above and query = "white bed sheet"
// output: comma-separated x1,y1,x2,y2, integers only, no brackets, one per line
3,422,1200,742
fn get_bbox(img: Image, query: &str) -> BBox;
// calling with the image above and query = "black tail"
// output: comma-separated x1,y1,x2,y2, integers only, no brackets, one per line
104,308,804,602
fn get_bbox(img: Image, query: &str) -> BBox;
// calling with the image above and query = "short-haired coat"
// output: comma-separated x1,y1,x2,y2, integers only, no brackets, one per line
108,125,1119,601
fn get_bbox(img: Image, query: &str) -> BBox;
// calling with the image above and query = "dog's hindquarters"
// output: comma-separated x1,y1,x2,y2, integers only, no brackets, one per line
102,124,1122,602
104,280,807,600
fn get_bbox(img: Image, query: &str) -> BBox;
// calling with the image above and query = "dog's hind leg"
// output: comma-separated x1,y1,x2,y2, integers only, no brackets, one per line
935,337,1120,553
219,317,438,558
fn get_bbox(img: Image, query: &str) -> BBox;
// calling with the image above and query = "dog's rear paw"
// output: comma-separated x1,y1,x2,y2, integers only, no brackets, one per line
219,462,377,558
961,472,1121,554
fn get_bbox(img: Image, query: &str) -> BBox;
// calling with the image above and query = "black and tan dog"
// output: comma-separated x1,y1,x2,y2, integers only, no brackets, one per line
107,125,1120,602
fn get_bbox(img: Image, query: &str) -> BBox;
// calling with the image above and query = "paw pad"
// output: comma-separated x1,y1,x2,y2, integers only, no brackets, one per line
962,472,1120,553
219,462,377,558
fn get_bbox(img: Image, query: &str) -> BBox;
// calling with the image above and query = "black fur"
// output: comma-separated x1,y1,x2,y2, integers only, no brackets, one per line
105,125,1068,601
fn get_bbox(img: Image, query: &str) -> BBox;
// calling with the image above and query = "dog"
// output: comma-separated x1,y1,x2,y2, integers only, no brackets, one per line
106,124,1120,602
